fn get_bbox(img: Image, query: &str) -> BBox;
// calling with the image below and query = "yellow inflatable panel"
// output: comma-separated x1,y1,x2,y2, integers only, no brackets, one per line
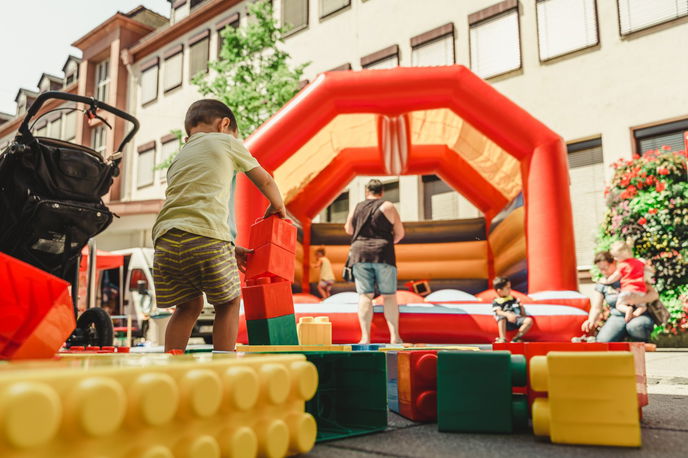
309,241,488,264
530,352,641,447
494,237,527,275
488,207,525,255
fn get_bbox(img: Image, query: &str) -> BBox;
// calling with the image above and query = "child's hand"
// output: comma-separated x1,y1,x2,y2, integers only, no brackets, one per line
624,308,633,323
264,204,287,219
506,312,518,323
234,246,253,273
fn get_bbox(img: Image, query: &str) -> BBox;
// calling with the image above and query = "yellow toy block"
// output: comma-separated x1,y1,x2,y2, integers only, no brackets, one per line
530,351,641,447
378,345,480,352
297,317,332,346
0,353,318,457
236,344,351,353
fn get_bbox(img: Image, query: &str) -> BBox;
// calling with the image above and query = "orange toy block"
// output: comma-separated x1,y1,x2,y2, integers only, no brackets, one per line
245,242,296,281
242,277,295,320
249,216,297,254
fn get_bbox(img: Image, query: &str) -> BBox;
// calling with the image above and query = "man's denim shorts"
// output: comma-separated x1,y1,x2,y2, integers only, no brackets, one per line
353,262,397,295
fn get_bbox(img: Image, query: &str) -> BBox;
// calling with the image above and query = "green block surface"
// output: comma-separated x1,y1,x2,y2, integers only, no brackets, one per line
246,314,298,345
304,352,388,442
437,351,526,433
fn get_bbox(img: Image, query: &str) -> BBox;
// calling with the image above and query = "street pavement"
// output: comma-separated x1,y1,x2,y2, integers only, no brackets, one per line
310,350,688,458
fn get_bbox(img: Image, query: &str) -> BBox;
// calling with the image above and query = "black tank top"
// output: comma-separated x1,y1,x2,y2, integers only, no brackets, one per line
350,199,396,267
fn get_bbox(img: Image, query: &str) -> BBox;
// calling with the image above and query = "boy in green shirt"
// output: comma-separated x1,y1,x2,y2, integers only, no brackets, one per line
152,99,286,352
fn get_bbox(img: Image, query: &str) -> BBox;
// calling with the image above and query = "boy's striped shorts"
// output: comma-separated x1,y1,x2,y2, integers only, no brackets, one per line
153,229,240,308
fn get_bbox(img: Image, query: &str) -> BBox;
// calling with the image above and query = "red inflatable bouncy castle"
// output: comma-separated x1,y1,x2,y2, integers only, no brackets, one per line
235,66,577,295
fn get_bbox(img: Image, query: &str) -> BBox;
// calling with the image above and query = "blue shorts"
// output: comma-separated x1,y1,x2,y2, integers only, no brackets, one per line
353,262,397,295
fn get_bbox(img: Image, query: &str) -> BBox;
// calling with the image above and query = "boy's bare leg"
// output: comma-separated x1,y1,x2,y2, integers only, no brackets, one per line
383,294,403,344
317,284,327,299
165,296,204,352
617,302,633,322
213,296,241,351
323,285,332,299
632,304,647,318
513,317,534,340
497,319,507,340
357,293,374,344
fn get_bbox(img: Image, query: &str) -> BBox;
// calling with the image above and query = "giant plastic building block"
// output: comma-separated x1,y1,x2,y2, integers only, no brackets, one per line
437,351,528,433
303,351,388,442
235,344,352,352
245,243,296,281
297,317,332,345
249,216,297,254
0,352,318,457
0,253,75,360
493,342,648,408
530,351,641,447
387,350,438,422
247,314,299,346
242,278,295,320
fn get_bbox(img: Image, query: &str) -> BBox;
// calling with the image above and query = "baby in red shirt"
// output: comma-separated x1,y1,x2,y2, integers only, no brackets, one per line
601,241,648,322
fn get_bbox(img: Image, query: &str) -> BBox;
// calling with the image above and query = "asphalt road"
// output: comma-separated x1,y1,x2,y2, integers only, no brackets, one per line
309,350,688,458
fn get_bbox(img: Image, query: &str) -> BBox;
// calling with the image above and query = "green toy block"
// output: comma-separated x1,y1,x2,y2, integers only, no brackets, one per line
246,314,298,345
304,352,388,442
437,350,528,434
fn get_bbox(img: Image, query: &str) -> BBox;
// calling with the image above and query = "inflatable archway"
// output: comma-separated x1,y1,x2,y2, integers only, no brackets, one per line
236,66,577,294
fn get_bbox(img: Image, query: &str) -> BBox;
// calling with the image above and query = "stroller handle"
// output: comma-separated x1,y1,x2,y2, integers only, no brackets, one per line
18,91,140,154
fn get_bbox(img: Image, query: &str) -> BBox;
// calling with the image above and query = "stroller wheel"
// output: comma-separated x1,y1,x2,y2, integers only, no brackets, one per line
76,308,114,347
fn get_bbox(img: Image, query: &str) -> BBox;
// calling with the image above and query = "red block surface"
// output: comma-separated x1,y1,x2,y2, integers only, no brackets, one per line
245,242,295,281
242,277,295,320
0,253,75,359
494,342,648,408
249,216,297,253
398,351,438,422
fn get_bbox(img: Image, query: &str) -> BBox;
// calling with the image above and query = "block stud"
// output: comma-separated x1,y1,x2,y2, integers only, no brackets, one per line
286,412,317,454
222,366,259,411
258,419,289,458
180,369,222,418
129,373,179,426
219,426,257,458
68,377,125,437
531,397,551,436
0,382,61,448
529,355,548,392
290,361,319,400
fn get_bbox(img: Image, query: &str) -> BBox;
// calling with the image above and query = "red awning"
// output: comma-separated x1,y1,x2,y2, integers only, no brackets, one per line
79,247,124,272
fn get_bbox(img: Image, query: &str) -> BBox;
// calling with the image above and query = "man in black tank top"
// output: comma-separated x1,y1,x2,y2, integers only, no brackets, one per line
345,179,405,344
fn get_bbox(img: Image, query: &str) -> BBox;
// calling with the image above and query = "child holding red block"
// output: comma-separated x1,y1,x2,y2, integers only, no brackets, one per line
152,99,286,352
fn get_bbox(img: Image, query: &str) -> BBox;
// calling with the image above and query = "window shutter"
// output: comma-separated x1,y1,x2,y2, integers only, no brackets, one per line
412,35,454,67
141,66,159,104
320,0,349,18
189,38,209,80
164,52,183,91
137,147,156,188
537,0,597,60
283,0,308,30
470,10,521,79
639,132,685,154
619,0,688,34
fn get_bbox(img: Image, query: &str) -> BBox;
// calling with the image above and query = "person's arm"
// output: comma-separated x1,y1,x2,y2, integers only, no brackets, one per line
311,259,322,269
245,167,286,218
519,302,527,317
581,289,604,333
381,202,404,243
625,284,659,305
600,270,622,285
344,210,354,236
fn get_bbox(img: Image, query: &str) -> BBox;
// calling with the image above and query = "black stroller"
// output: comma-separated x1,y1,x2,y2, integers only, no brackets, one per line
0,91,139,347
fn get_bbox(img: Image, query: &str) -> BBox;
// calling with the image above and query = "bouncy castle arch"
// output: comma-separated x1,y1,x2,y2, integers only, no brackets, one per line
235,65,577,294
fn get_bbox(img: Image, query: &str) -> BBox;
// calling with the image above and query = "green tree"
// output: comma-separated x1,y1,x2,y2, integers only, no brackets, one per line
193,0,308,136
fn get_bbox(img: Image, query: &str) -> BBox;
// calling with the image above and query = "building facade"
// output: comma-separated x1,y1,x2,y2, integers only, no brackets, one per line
3,0,688,278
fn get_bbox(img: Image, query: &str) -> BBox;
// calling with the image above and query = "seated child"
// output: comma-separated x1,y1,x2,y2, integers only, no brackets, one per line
492,276,533,343
602,241,648,322
312,247,334,298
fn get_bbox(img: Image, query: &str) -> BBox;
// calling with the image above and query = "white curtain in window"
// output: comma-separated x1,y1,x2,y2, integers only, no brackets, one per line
412,35,454,67
365,55,398,69
283,0,308,30
470,10,521,79
164,53,183,91
141,66,158,104
320,0,349,17
189,39,209,79
137,149,155,188
537,0,597,60
619,0,688,34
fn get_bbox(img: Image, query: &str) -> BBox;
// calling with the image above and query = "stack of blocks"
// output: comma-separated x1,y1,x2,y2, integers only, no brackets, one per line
243,216,299,345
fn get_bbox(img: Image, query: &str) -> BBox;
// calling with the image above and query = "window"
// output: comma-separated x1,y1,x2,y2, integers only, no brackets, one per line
634,119,688,154
137,143,156,188
618,0,688,35
48,117,62,140
64,111,77,142
190,0,206,9
189,31,210,81
567,138,606,266
283,0,308,33
160,137,179,182
164,46,184,92
65,72,77,86
320,0,350,18
361,45,399,69
411,24,455,66
469,3,521,79
35,123,47,138
173,0,188,22
537,0,598,60
92,126,107,155
324,191,349,223
382,180,400,204
422,175,479,220
94,60,110,102
216,14,240,56
141,58,159,105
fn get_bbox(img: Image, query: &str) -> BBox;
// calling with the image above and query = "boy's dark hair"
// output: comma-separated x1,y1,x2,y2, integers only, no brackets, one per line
366,179,383,195
316,247,326,256
593,251,614,264
184,99,238,135
493,276,511,290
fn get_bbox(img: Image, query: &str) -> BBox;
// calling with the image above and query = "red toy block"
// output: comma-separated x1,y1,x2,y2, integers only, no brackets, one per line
245,241,295,281
249,216,297,253
609,342,648,407
242,277,295,320
0,253,75,360
397,350,438,422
